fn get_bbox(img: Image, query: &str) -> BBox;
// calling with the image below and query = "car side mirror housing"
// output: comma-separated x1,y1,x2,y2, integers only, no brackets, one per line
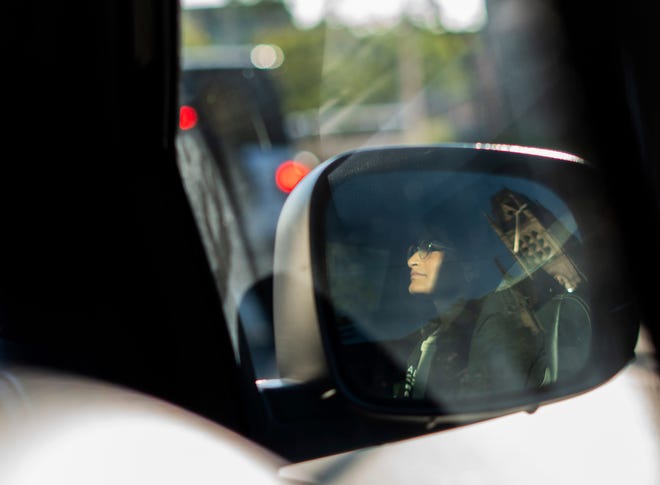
272,144,639,419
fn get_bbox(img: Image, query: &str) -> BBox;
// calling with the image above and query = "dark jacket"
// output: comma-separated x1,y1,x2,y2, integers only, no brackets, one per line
395,288,549,405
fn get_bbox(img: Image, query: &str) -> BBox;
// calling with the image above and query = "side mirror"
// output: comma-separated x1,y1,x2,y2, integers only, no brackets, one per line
272,144,639,419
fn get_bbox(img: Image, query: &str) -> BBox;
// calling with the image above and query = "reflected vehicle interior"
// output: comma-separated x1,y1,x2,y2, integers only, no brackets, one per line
293,146,634,417
325,172,590,402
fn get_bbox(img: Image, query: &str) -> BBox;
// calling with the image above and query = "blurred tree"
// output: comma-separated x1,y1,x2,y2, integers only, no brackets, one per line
253,24,326,113
181,0,486,144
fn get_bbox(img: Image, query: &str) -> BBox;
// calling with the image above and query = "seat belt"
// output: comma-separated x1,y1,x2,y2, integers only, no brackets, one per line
411,332,439,398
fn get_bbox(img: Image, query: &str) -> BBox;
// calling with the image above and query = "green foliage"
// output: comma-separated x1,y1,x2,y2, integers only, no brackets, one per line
181,12,212,46
181,2,482,147
183,3,477,116
253,24,327,113
319,27,400,106
255,22,478,115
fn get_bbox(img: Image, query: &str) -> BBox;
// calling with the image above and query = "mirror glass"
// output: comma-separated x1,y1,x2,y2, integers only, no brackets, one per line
320,167,592,410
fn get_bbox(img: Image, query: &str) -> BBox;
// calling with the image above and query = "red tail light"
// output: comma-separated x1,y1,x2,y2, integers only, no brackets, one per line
179,105,198,130
275,161,311,193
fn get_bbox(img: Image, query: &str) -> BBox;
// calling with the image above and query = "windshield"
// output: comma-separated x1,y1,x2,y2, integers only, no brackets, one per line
177,0,595,380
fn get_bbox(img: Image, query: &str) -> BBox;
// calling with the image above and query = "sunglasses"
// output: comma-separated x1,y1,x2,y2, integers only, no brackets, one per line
406,240,453,260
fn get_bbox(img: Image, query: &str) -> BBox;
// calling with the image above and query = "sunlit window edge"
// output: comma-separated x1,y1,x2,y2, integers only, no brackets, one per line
474,143,585,164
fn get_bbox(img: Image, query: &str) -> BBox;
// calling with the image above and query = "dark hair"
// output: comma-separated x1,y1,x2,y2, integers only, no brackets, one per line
421,193,486,263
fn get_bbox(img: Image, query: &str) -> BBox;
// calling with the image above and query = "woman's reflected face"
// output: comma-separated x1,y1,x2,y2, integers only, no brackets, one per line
407,241,446,294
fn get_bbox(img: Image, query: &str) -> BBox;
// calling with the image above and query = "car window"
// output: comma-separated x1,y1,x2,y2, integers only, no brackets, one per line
178,0,598,382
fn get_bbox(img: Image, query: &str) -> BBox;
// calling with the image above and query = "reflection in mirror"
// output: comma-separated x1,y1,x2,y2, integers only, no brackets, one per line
322,171,591,409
